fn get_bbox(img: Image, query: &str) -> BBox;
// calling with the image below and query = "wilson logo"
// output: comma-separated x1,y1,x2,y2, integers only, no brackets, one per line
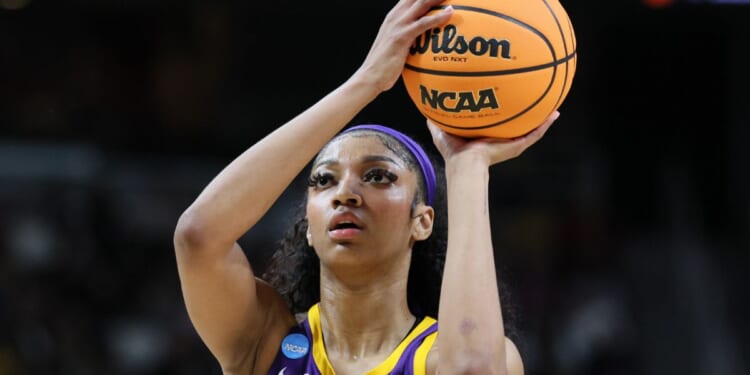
420,85,499,113
410,24,511,59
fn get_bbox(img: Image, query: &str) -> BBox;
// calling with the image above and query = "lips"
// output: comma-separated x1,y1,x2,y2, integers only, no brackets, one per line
328,212,363,230
328,212,364,240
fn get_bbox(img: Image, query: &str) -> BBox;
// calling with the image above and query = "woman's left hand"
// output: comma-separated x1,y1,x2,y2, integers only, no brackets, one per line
353,0,454,93
426,111,560,168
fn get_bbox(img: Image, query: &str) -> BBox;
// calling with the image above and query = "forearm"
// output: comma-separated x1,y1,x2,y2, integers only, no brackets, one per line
439,154,506,372
177,75,381,249
171,68,385,375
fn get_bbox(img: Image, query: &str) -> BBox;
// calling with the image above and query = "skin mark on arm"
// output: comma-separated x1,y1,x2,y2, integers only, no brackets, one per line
460,318,478,336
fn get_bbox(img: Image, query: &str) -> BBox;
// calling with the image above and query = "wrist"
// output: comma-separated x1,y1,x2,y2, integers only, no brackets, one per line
345,69,385,100
445,152,490,180
446,152,490,171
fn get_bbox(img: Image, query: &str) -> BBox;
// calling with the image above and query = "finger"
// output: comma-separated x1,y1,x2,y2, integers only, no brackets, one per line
503,111,559,157
481,111,558,160
503,110,557,142
537,111,560,135
426,118,467,145
524,111,559,144
425,119,444,144
425,119,461,155
405,3,454,37
409,0,452,15
390,0,420,15
425,118,440,135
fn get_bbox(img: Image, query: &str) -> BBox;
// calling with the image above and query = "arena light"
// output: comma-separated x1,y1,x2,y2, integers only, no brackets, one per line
681,0,750,4
643,0,750,8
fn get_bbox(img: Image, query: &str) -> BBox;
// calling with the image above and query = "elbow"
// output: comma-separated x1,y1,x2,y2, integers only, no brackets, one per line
173,207,212,252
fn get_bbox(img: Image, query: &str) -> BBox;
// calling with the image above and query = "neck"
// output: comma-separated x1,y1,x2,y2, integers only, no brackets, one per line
317,261,416,359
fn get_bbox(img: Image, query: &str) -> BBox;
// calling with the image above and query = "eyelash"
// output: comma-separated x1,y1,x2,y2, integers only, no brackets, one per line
364,168,398,184
307,168,398,188
307,172,333,188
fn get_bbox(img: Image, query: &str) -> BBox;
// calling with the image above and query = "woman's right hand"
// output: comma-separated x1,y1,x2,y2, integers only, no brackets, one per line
353,0,453,93
426,111,560,169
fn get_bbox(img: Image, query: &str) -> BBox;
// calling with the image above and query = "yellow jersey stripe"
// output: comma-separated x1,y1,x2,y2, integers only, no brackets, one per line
366,317,437,375
309,304,336,375
412,331,437,375
307,303,437,375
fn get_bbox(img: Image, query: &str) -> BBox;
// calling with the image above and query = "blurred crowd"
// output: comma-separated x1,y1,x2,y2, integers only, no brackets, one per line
1,1,748,374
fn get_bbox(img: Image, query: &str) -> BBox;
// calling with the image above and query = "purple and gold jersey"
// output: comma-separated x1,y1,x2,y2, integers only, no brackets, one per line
267,304,438,375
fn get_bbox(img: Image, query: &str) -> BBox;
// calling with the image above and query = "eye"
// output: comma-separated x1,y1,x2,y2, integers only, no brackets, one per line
308,172,335,188
363,168,398,184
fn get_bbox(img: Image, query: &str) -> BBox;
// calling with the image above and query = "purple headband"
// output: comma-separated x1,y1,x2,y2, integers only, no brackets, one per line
342,124,436,206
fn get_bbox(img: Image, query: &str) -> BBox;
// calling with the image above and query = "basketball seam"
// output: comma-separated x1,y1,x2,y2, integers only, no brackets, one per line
403,51,576,77
542,0,573,113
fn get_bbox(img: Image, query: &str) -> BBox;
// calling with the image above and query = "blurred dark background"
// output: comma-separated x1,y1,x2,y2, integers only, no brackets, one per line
1,0,748,374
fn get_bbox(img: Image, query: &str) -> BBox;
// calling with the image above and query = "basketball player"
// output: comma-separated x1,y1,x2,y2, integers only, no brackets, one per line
173,0,559,374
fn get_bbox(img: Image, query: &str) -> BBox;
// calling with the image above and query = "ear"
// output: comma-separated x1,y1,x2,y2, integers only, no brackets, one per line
411,205,434,242
306,227,313,247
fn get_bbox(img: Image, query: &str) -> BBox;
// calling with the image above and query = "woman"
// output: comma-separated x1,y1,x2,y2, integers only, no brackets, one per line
173,0,559,374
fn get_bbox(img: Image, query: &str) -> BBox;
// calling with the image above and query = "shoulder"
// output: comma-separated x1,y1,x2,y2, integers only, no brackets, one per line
425,337,524,375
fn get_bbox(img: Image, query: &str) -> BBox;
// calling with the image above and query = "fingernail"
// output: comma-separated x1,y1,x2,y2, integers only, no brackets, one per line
552,111,561,120
444,5,454,12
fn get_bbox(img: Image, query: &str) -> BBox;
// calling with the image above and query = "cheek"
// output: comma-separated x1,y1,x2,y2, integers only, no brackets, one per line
372,193,414,226
305,198,326,234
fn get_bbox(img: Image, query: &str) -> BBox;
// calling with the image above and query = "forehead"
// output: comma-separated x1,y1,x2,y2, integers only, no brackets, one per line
315,133,402,166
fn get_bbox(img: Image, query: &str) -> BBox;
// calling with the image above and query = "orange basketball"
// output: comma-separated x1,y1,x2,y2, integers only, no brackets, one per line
402,0,577,138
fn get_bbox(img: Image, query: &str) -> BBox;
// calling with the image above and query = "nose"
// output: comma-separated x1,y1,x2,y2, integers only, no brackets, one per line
331,174,362,208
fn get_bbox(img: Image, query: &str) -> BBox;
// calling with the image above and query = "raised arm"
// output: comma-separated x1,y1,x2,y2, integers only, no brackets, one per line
172,1,454,373
428,112,559,375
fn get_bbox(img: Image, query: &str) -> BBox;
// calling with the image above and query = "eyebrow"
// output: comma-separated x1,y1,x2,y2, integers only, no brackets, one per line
314,155,401,169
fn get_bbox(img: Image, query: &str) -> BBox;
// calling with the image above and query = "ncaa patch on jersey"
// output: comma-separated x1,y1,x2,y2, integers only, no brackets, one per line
281,333,309,359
